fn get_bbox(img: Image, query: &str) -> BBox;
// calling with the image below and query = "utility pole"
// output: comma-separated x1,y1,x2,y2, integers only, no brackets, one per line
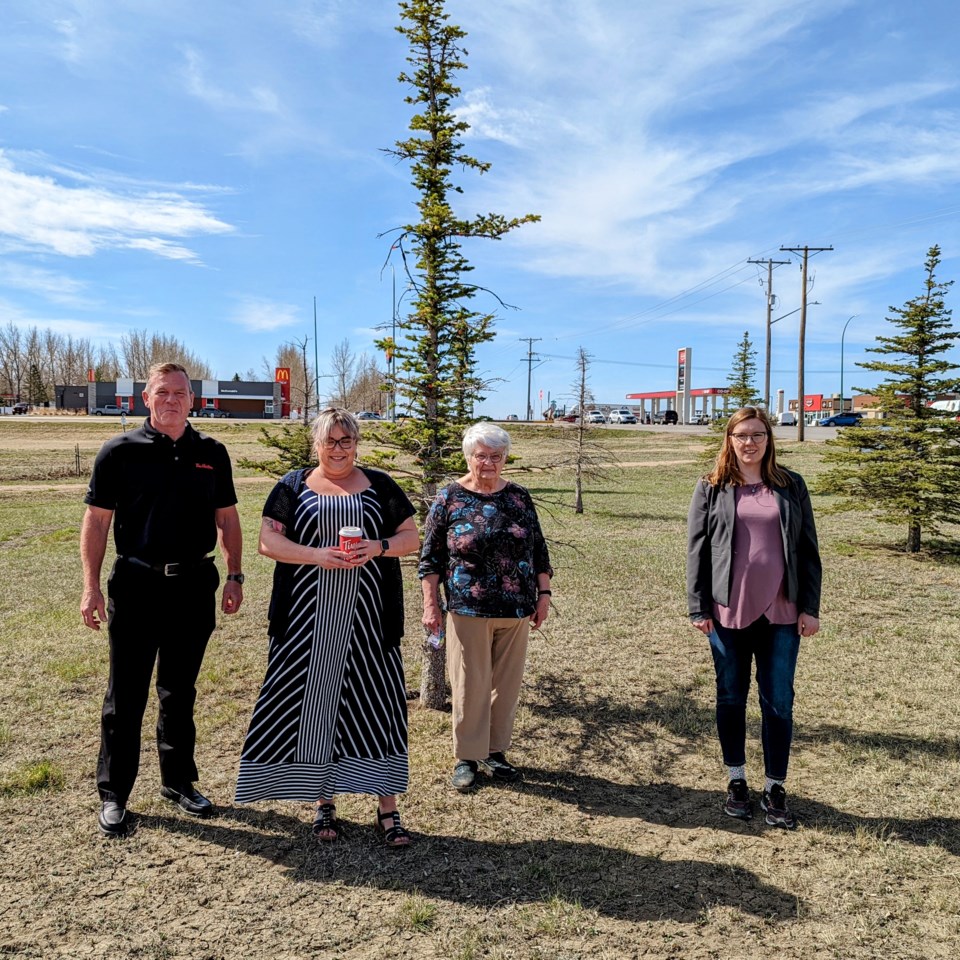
748,257,791,411
520,337,542,421
780,245,833,441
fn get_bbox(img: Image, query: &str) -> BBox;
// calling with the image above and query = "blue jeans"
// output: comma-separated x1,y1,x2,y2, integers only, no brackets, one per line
709,617,800,781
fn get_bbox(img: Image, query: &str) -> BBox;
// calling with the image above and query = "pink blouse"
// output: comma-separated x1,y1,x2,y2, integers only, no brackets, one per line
713,484,798,629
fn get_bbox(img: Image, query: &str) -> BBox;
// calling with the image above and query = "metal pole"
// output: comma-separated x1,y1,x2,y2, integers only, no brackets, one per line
840,315,857,414
313,296,320,418
391,267,397,421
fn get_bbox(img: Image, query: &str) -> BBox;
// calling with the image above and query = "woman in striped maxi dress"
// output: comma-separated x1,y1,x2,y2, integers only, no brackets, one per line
235,409,419,847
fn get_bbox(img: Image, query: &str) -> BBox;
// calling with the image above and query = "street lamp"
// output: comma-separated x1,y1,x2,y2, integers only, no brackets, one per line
839,315,858,415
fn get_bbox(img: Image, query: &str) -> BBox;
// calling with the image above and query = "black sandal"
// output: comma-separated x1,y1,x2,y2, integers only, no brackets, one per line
313,803,338,841
375,807,411,848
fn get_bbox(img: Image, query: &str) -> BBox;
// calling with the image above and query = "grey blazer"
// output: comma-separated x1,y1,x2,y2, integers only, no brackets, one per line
686,469,822,623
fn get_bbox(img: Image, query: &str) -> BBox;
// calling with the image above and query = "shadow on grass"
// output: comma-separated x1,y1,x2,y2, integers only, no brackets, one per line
521,673,960,854
514,770,960,856
526,673,960,765
141,808,799,922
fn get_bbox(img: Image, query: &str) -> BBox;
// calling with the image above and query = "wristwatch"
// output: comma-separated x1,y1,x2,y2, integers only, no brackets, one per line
379,539,390,557
227,573,245,584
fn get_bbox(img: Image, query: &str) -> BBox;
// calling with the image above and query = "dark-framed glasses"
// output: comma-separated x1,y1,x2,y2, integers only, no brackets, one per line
322,436,357,450
729,431,768,444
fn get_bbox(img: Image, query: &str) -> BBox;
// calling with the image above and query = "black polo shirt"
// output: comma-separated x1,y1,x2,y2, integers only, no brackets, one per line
84,419,238,564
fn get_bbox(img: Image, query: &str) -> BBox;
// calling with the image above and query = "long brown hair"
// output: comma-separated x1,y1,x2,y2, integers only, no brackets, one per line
706,407,789,488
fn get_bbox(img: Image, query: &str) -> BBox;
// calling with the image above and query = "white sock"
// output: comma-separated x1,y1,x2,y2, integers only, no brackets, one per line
728,765,746,783
764,777,785,793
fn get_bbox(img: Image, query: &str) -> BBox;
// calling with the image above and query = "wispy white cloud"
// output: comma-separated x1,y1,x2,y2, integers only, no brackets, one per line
0,149,233,260
285,0,352,48
179,46,283,115
0,263,94,307
230,297,301,332
449,0,959,300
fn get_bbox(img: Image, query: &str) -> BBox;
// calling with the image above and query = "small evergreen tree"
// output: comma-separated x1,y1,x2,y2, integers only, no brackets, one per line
727,330,761,409
818,245,960,552
557,348,618,514
27,363,49,404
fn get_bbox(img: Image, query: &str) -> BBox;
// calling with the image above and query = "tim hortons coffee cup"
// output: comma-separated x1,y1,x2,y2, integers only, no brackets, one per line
339,526,363,554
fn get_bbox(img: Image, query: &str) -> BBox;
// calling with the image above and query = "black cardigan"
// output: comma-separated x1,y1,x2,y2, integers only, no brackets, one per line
263,467,415,649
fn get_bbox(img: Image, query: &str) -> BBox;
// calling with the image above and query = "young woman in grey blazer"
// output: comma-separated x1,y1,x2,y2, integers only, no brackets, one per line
687,407,822,828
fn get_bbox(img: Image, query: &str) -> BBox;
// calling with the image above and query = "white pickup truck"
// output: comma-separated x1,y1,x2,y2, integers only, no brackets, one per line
92,404,124,416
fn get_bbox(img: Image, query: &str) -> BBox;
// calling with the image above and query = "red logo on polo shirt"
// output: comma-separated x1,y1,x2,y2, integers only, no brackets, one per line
195,463,214,470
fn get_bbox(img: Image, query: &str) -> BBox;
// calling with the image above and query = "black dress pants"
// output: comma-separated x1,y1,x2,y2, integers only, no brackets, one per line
97,560,219,804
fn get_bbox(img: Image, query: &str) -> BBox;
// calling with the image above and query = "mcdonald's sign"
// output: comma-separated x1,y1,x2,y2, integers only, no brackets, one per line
275,368,290,382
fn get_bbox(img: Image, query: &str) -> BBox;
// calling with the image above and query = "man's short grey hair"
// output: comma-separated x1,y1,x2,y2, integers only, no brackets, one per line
462,422,511,458
312,407,360,447
146,362,191,391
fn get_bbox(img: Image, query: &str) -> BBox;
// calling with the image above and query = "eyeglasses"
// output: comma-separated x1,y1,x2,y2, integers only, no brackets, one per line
322,436,357,450
729,432,768,444
471,452,504,464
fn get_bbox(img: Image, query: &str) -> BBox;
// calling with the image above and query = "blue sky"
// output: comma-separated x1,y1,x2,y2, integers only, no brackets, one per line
2,0,959,416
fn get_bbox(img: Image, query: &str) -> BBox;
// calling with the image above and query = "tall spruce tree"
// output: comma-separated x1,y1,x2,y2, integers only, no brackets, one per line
818,246,960,552
373,0,538,708
373,0,539,503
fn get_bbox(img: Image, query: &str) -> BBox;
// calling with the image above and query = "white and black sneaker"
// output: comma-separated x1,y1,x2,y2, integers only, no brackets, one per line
480,752,522,783
761,784,797,830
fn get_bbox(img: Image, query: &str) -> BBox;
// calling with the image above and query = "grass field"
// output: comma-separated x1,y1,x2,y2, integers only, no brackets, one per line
1,418,958,959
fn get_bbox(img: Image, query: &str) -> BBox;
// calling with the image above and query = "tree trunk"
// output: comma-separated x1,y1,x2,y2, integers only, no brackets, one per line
419,640,446,709
575,475,583,514
906,521,921,553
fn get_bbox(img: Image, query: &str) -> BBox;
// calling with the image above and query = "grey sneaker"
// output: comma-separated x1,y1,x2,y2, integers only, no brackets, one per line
723,778,753,820
451,760,478,792
761,783,797,830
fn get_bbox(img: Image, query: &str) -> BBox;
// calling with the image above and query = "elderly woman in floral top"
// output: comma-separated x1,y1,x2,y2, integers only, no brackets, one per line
419,422,553,792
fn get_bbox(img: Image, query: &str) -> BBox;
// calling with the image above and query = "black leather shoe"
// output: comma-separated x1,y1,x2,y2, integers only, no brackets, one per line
98,801,130,838
160,783,214,818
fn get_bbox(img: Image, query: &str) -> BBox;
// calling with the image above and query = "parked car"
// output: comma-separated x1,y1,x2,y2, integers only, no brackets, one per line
818,412,863,427
608,408,638,424
651,409,678,425
12,402,29,415
586,410,606,424
778,412,797,426
505,414,520,421
355,411,382,420
92,404,123,416
558,413,579,422
199,408,230,418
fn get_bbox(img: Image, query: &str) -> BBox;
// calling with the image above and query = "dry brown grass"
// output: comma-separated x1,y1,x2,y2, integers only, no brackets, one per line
1,421,958,958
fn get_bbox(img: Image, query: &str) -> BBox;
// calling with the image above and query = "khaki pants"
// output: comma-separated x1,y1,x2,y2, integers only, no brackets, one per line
446,612,530,761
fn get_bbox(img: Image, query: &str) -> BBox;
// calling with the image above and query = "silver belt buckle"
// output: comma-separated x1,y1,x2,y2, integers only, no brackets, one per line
163,562,180,577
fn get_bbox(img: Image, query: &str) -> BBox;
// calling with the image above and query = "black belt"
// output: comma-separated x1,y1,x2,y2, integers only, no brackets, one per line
120,555,215,577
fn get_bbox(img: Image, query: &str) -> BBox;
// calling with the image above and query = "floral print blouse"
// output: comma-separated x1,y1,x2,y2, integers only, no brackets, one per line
418,481,553,619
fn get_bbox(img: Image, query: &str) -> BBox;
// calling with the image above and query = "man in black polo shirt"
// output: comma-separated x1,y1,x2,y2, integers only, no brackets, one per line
81,362,244,837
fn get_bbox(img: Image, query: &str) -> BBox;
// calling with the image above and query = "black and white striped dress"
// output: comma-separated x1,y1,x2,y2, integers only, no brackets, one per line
235,483,409,802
